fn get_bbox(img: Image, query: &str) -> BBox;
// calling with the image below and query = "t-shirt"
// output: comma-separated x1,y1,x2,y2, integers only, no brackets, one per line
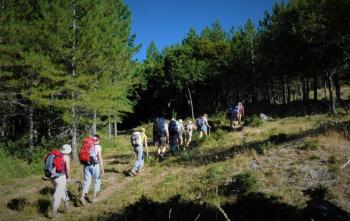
141,133,147,144
94,144,102,163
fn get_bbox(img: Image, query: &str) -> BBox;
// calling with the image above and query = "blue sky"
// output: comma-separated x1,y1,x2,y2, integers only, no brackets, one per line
125,0,281,61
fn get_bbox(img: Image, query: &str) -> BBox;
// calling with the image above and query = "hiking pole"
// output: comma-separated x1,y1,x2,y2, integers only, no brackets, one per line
340,158,350,170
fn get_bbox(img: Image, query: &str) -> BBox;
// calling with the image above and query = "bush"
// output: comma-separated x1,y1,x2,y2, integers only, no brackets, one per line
298,140,318,150
255,141,274,155
245,115,263,127
221,170,259,197
205,164,225,181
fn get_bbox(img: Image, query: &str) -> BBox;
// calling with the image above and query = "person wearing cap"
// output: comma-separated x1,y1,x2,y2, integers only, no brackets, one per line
177,119,185,146
51,144,71,218
130,128,145,176
185,120,194,148
80,134,104,205
199,114,211,138
140,128,149,157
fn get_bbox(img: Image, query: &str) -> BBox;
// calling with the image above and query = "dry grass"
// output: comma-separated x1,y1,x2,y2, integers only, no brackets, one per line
1,112,350,220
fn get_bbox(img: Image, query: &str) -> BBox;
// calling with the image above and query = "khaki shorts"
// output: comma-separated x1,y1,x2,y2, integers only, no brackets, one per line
157,136,167,146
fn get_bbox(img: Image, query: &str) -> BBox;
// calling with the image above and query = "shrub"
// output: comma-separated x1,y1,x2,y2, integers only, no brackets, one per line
205,164,225,181
221,170,259,197
298,140,318,150
255,141,274,155
245,115,263,127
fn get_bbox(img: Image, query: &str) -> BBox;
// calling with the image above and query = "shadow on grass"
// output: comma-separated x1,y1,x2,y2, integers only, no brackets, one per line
7,198,29,211
106,153,133,165
88,188,349,221
173,120,350,166
39,186,54,196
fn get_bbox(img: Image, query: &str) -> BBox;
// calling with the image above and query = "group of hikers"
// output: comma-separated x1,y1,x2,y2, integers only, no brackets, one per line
44,134,105,218
129,101,244,176
129,113,211,176
44,102,244,218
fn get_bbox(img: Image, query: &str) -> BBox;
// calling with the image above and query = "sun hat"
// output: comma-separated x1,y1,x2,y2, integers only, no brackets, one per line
61,144,72,154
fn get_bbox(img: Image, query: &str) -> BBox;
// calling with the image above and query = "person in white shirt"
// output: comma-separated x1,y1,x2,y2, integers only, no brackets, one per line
80,134,104,205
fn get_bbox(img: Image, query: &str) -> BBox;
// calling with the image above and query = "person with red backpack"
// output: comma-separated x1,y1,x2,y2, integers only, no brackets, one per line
79,134,104,205
45,144,71,218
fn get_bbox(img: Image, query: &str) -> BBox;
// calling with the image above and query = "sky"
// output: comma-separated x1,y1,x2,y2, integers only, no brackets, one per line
125,0,281,61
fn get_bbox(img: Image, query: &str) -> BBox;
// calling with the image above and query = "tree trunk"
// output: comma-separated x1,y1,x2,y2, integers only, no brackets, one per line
29,106,34,153
328,71,337,115
108,114,111,137
334,72,341,101
287,80,291,104
71,0,78,160
71,106,78,159
281,76,286,105
92,110,97,135
306,77,310,101
302,77,307,102
187,83,195,120
313,76,318,101
324,79,328,101
114,121,117,138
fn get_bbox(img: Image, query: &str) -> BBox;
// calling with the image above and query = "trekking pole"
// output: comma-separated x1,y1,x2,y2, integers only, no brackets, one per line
340,158,350,170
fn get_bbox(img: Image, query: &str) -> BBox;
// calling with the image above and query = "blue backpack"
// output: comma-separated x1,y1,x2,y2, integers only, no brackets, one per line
196,118,204,128
168,120,178,135
155,117,167,137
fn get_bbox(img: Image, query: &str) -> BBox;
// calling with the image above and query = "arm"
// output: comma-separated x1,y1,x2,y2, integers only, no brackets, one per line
144,135,149,156
97,148,104,175
65,155,71,179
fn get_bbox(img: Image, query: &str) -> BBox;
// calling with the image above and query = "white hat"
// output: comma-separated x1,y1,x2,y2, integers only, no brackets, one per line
179,119,183,123
61,144,72,154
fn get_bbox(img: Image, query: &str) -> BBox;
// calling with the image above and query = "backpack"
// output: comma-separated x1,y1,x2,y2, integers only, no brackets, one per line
79,137,98,165
131,131,142,147
44,150,65,178
154,117,167,137
168,120,179,136
196,118,204,128
228,106,239,118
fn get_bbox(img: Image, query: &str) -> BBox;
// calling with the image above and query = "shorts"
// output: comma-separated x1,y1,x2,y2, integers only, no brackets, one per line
200,125,207,132
156,136,167,146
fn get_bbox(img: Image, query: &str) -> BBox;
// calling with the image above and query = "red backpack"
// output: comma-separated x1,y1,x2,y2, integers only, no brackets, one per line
79,137,96,165
44,150,65,178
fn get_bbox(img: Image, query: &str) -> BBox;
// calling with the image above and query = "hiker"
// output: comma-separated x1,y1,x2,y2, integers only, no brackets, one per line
238,102,245,124
197,114,210,138
177,119,185,146
153,116,169,161
228,104,239,129
49,144,72,218
185,120,194,148
80,134,104,205
130,129,145,176
140,128,149,157
168,118,179,155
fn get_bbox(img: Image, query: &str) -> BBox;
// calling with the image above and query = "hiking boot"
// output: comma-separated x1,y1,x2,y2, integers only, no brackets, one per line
64,201,70,212
91,197,97,203
80,197,86,206
49,209,58,219
130,170,137,176
158,154,165,162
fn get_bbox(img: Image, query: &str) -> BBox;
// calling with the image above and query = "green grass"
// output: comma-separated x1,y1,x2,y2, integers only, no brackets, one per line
1,110,350,220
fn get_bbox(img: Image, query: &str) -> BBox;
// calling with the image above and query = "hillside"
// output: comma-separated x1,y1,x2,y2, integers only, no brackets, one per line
1,112,350,221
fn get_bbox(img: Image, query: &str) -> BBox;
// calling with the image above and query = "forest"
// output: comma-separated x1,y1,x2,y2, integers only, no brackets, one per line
1,0,350,220
1,0,349,161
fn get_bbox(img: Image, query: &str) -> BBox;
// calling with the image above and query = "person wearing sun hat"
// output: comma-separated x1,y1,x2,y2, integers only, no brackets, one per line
50,144,72,218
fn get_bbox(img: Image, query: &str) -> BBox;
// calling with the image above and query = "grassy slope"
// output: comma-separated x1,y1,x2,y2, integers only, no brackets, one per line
0,112,350,220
